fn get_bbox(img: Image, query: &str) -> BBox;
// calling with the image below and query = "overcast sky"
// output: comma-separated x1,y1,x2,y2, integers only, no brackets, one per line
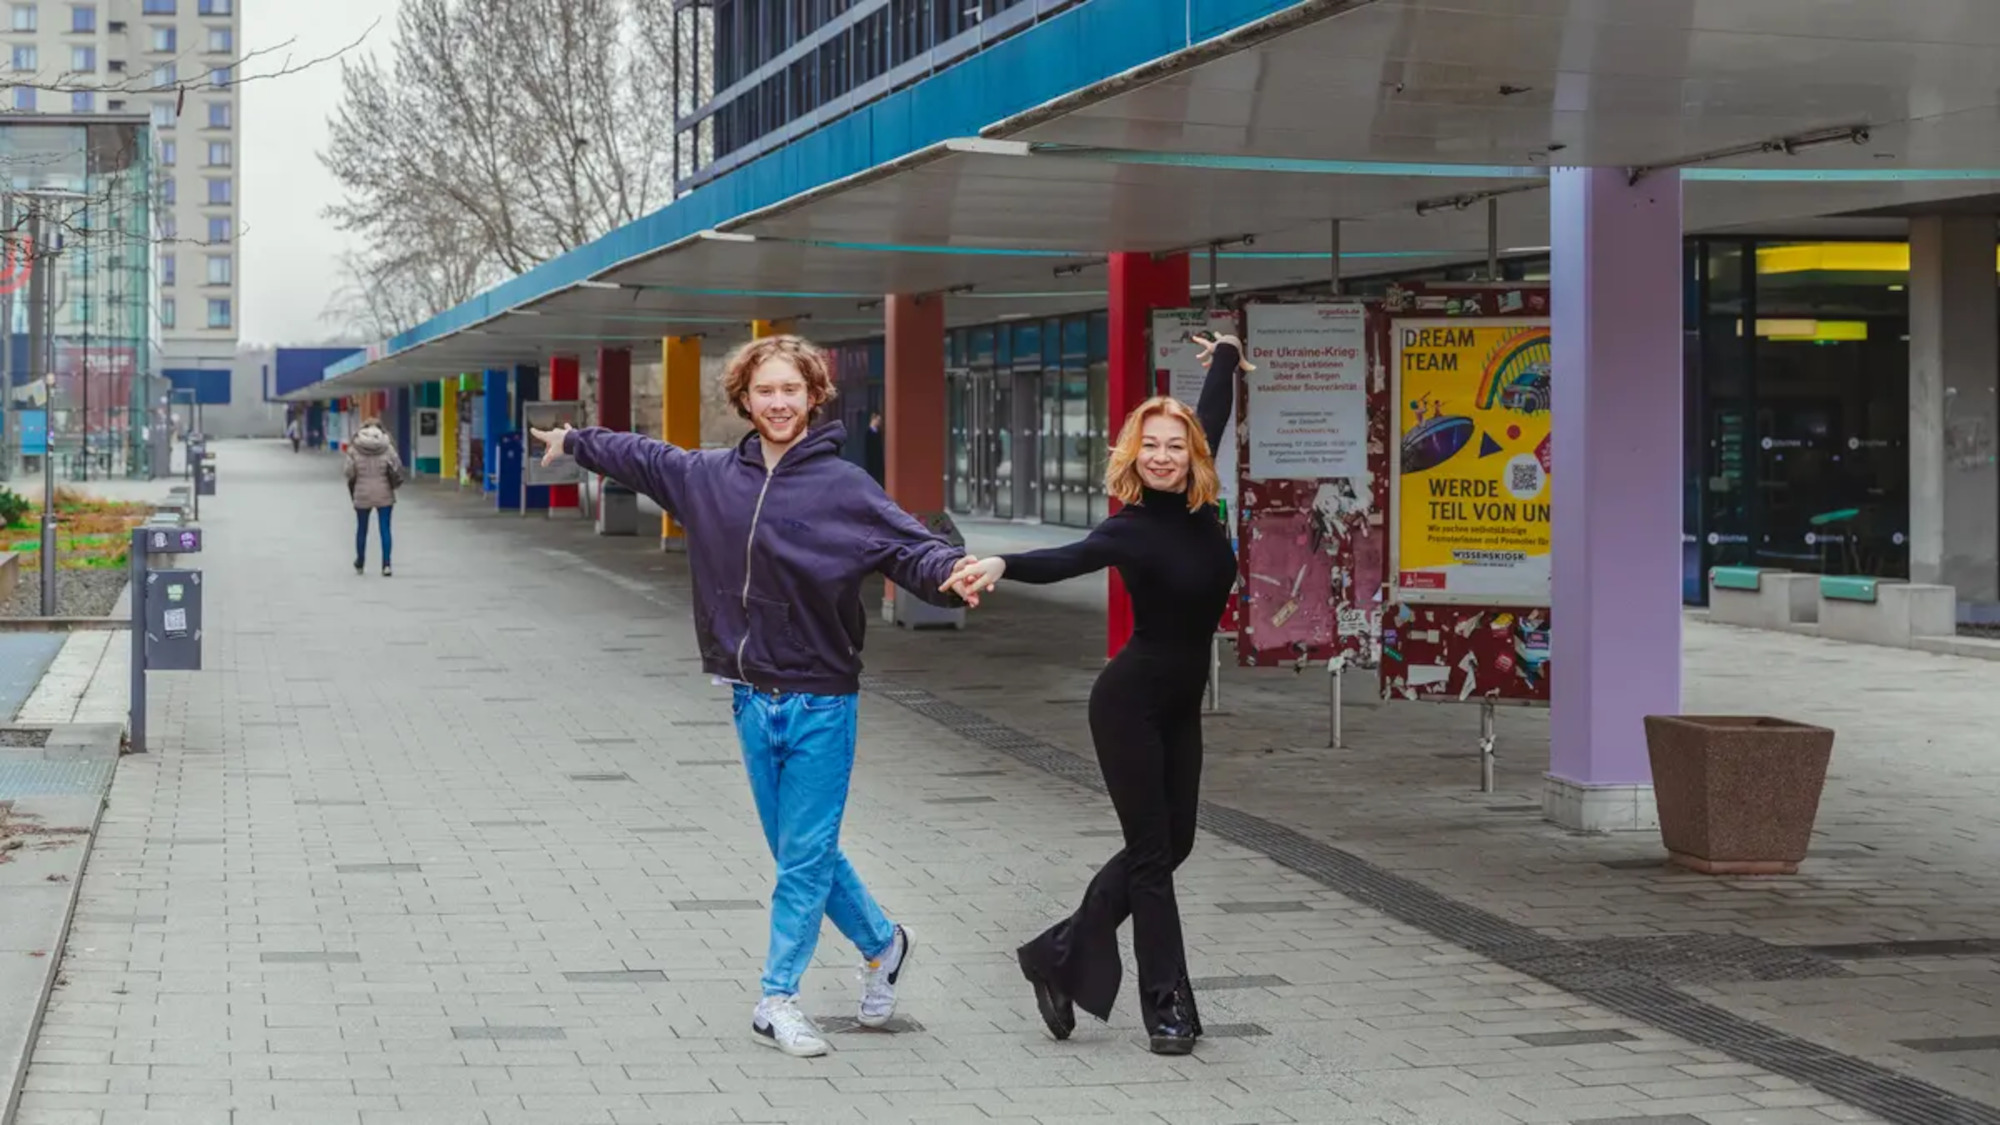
240,0,405,346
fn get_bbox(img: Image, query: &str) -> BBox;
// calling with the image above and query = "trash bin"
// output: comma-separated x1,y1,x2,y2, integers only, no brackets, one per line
890,511,967,630
596,481,638,536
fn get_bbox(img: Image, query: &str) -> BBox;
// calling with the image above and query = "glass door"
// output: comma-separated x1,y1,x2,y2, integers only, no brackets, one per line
990,373,1014,519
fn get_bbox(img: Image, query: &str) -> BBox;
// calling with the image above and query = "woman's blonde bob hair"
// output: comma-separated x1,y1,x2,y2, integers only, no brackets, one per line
1105,396,1220,511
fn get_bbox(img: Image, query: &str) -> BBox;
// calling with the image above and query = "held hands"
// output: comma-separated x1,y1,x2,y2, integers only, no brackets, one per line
528,425,573,468
942,555,1006,606
1193,331,1252,372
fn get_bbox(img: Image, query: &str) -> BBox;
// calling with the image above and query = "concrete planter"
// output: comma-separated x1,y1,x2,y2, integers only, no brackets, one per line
1642,715,1835,875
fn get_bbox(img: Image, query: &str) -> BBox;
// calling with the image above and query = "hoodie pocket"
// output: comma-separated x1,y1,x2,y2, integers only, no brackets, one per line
740,595,816,677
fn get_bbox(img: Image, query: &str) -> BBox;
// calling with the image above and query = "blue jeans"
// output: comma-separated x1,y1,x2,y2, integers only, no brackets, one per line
354,506,392,566
732,686,895,997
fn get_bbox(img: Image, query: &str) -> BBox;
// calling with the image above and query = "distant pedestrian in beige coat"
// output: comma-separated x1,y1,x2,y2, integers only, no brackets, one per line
344,418,405,576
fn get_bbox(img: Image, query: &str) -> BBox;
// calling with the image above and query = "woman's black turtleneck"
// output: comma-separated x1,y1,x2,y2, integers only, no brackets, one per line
1000,343,1242,651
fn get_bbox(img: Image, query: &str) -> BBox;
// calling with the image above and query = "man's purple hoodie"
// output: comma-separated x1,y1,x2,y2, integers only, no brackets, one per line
567,421,965,696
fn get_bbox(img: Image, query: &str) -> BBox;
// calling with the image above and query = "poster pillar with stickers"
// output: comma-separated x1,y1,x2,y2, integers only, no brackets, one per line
1376,285,1554,792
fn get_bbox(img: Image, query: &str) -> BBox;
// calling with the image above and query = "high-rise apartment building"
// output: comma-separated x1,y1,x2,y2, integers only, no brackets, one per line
4,0,241,371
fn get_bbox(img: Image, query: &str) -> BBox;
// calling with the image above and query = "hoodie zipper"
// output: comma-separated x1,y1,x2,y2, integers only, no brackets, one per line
734,464,777,682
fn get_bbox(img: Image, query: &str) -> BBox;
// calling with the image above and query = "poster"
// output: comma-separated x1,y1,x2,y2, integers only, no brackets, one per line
1152,308,1242,517
1391,318,1552,605
415,408,441,461
522,401,583,486
1244,302,1368,479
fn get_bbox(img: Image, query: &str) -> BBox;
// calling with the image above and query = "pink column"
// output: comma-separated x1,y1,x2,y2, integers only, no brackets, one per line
1545,167,1684,832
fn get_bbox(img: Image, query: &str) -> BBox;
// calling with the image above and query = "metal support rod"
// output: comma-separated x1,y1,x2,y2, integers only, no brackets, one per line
1478,700,1497,793
1206,242,1219,310
1329,218,1343,296
128,528,145,753
1329,655,1344,749
1486,197,1500,281
32,206,54,616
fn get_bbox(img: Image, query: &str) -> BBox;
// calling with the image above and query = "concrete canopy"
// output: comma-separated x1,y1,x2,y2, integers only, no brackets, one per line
291,0,2000,400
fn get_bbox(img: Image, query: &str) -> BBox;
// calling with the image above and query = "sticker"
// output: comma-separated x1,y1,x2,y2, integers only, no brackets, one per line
166,584,184,603
151,532,167,550
163,608,187,635
1337,607,1369,637
1407,664,1450,687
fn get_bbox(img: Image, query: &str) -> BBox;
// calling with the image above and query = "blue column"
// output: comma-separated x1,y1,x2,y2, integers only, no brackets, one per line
514,363,548,512
482,367,508,496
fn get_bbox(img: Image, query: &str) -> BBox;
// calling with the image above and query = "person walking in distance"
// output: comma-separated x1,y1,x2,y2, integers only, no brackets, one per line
344,418,405,577
529,334,976,1059
286,416,302,454
944,331,1246,1055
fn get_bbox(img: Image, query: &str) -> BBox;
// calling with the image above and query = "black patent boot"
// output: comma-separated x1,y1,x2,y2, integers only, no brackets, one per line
1017,947,1076,1041
1177,973,1203,1040
1146,985,1197,1056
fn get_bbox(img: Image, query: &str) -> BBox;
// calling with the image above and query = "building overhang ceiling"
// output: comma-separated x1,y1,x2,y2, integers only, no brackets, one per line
292,0,2000,399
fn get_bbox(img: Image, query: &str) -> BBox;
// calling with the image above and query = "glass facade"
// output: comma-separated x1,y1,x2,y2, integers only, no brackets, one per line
675,0,1062,190
829,237,1936,598
0,118,157,482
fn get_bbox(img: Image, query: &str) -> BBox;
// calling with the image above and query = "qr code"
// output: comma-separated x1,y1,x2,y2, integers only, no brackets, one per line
1509,462,1541,494
163,608,187,633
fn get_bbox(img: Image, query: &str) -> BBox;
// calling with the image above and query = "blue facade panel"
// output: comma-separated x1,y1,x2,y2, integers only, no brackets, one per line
275,347,365,399
163,368,232,406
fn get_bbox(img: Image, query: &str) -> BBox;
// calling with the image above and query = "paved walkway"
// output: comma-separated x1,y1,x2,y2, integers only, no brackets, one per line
15,440,2000,1124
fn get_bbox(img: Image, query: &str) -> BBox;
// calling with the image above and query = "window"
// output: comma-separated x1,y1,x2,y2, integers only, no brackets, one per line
141,0,173,13
149,26,174,52
205,297,229,328
150,61,174,87
206,100,229,128
204,140,228,165
149,100,172,127
11,45,35,71
70,45,93,71
160,138,174,165
160,296,175,328
205,254,228,285
11,86,32,111
11,5,35,32
204,176,228,204
198,0,229,12
69,3,90,31
205,215,229,242
207,65,228,87
159,252,174,285
68,89,89,112
105,97,121,109
159,176,174,204
158,211,175,238
205,26,229,52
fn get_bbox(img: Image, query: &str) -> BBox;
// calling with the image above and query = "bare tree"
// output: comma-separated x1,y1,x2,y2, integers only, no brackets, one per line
320,0,678,334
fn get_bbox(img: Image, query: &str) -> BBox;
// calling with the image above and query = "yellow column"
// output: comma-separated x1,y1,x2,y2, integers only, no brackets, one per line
661,336,702,549
750,319,795,339
439,378,458,486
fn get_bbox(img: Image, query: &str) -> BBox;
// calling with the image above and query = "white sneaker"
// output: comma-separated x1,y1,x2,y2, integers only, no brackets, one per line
858,924,913,1028
751,995,828,1058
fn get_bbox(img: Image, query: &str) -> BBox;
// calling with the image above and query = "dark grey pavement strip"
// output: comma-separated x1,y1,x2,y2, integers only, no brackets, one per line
1190,974,1291,991
1808,938,2000,960
1518,1029,1637,1047
1216,901,1313,914
865,676,2000,1125
818,1015,924,1034
562,970,667,984
451,1026,566,1041
567,772,632,782
259,952,361,964
1896,1036,2000,1054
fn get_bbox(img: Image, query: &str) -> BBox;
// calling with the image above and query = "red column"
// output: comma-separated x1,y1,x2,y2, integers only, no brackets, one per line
884,294,946,513
549,355,581,508
596,348,632,431
1105,252,1190,658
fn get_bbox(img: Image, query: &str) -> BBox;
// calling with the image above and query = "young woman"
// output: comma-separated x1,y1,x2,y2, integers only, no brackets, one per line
945,332,1245,1055
344,418,405,576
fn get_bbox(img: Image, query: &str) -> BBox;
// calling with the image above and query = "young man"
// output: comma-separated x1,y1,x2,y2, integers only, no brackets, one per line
530,335,973,1059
